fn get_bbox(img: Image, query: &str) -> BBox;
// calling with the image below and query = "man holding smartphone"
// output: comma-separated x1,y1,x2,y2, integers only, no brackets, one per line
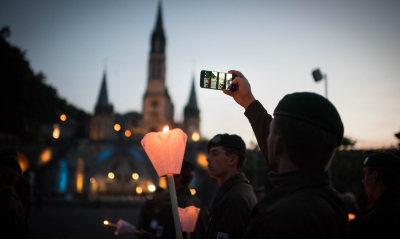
222,70,348,239
206,134,257,239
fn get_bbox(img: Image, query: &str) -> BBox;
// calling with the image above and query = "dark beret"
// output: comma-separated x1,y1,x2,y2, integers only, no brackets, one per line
0,156,22,175
274,92,344,145
208,134,247,155
363,153,400,169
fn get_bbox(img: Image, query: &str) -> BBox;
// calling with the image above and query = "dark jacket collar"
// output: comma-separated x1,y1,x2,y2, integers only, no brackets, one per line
363,188,400,218
254,170,329,214
210,173,250,213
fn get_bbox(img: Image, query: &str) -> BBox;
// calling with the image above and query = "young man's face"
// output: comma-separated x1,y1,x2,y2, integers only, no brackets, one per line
207,146,230,179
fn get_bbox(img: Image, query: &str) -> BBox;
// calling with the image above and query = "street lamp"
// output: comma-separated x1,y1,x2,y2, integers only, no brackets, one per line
312,68,327,98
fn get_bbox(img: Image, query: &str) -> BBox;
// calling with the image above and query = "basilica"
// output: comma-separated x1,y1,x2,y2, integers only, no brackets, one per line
8,3,219,203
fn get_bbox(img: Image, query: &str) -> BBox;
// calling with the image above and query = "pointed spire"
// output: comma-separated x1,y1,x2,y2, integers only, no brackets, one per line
184,75,199,120
186,76,198,109
96,68,109,107
151,1,166,53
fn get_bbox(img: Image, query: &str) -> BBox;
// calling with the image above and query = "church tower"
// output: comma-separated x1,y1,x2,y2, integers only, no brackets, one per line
183,76,200,142
90,69,115,140
142,2,174,132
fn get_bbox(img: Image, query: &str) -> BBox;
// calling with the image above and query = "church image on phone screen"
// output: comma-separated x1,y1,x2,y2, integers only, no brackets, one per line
211,71,218,89
218,72,226,89
203,71,211,88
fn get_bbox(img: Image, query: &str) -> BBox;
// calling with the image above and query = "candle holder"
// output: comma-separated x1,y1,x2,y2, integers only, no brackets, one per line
141,126,188,239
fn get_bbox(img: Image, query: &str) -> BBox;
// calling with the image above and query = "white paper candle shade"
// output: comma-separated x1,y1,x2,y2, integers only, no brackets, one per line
141,127,188,177
178,206,200,233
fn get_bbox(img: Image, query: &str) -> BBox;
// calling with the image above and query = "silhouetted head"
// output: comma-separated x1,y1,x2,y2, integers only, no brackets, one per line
269,92,343,171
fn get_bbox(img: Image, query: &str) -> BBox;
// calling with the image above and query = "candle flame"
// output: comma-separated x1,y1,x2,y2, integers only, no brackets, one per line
104,220,109,225
163,126,169,134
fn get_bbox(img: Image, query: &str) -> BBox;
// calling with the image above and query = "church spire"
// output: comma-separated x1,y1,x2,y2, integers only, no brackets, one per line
96,68,109,107
184,76,199,119
151,1,166,53
95,68,113,115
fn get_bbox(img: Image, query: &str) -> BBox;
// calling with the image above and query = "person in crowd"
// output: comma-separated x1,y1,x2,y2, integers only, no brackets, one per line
206,134,257,239
0,148,33,216
357,152,400,239
0,155,28,239
342,192,361,238
222,70,348,239
134,160,209,239
138,187,167,234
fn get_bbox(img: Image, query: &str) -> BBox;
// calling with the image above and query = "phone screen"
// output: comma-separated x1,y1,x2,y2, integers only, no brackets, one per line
200,70,236,91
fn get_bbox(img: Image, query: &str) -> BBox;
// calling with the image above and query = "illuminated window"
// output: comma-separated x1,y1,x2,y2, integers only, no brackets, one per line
159,177,167,188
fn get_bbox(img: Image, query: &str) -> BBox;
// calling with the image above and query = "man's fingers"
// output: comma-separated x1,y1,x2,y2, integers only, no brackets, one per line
228,70,244,77
223,89,234,97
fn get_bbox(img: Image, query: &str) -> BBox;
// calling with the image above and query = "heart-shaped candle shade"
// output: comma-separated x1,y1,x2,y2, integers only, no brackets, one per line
178,206,200,233
141,126,188,177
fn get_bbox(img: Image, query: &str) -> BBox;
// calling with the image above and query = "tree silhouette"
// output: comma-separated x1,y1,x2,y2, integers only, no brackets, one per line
340,136,356,150
0,26,90,141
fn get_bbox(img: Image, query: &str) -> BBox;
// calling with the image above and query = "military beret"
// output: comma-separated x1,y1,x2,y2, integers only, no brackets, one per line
363,153,400,169
274,92,344,145
208,134,247,155
0,156,22,175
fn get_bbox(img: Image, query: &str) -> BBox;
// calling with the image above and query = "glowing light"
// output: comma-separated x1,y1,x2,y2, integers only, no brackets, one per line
190,189,196,195
159,177,167,188
53,124,60,139
163,125,169,134
17,152,29,173
114,124,121,131
90,177,96,183
108,172,115,179
132,173,139,180
197,152,208,170
60,114,67,121
76,158,84,194
192,132,200,142
39,148,52,165
104,221,109,225
125,130,131,137
148,185,156,192
136,187,143,194
348,213,356,221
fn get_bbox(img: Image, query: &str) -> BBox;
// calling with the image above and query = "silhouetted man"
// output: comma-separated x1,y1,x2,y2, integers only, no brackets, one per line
357,153,400,239
135,160,209,239
206,134,257,239
223,70,348,239
0,156,28,239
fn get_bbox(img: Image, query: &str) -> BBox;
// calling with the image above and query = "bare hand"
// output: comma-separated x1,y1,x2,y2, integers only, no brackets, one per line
223,70,256,109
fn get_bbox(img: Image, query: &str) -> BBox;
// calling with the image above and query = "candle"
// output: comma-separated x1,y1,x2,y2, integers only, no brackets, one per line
141,125,187,239
104,220,117,227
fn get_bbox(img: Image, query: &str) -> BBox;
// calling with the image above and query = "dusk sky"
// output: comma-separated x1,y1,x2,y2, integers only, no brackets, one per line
1,0,399,149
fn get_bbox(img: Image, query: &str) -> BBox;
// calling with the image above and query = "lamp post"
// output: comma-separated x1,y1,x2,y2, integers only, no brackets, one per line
141,126,187,239
312,68,333,187
312,68,327,98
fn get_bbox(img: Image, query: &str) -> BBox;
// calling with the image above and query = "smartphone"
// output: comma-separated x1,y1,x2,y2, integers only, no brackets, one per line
200,70,237,92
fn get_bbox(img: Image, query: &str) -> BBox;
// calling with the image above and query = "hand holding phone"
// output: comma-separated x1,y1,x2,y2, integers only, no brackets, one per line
223,70,256,110
200,70,237,92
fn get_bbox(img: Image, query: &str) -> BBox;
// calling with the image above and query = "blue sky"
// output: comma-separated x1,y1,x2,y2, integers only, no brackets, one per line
1,0,399,148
